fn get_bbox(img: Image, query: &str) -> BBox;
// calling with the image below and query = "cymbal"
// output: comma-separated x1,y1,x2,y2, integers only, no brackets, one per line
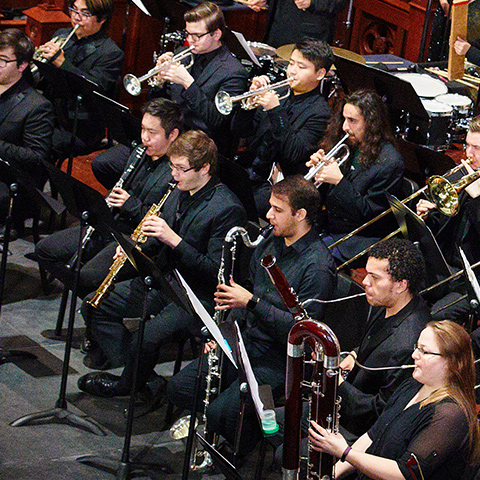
332,47,365,64
276,44,296,61
247,41,277,58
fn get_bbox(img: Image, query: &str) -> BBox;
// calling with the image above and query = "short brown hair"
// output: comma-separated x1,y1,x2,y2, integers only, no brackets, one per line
167,130,217,175
70,0,113,27
184,2,226,36
0,28,34,66
469,115,480,134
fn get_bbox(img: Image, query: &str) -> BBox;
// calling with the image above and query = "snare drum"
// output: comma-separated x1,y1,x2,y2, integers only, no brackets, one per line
395,73,448,98
435,93,473,143
407,99,453,150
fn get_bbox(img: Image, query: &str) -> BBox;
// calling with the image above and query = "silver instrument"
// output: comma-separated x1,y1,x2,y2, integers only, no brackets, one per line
304,132,351,183
123,46,195,96
215,77,293,115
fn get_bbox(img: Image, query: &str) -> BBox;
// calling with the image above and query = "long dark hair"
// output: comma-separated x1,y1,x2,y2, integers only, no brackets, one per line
320,89,395,169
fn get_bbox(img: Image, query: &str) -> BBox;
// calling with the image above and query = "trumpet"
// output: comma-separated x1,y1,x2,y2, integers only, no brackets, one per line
215,77,293,115
304,133,351,183
123,46,195,96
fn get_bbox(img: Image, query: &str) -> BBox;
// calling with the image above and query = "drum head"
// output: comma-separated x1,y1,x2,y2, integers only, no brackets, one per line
421,99,453,114
435,93,473,107
395,73,448,98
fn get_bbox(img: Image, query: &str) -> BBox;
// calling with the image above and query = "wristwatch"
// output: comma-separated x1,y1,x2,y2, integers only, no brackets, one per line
247,295,259,311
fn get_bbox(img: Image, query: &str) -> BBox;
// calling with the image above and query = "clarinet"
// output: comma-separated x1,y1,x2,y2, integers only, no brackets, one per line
261,255,341,480
67,145,148,270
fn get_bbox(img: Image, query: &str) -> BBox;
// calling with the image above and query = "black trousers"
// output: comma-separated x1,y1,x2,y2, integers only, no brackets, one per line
91,144,130,190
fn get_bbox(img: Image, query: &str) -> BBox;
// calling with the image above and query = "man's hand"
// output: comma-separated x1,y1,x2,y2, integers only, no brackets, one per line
454,36,471,56
294,0,311,10
38,41,65,67
214,278,253,310
141,215,182,248
247,0,267,12
113,245,125,260
416,199,436,217
106,187,130,208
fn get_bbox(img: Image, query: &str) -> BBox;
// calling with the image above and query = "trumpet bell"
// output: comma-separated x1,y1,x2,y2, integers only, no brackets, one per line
169,414,198,439
123,74,142,96
215,90,233,115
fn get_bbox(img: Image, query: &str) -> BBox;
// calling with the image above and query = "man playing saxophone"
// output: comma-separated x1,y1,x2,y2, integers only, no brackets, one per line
168,175,337,458
76,131,248,414
36,0,124,156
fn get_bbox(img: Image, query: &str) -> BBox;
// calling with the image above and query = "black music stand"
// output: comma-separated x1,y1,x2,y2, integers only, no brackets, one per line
77,232,194,479
10,164,118,436
93,92,142,148
34,60,100,176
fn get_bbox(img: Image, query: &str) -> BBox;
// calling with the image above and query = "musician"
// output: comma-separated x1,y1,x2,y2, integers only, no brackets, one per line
37,0,124,156
0,29,54,239
416,116,480,323
77,131,248,405
35,98,182,302
309,320,480,480
307,89,404,264
232,38,333,217
168,175,337,456
337,238,431,440
246,0,348,48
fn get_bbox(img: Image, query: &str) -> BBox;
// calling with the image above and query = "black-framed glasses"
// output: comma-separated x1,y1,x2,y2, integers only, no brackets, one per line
168,162,195,173
182,29,213,41
414,343,442,357
68,6,93,18
0,58,17,68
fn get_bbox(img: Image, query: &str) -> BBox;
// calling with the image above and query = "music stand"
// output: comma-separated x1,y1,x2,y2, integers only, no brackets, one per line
78,232,194,479
11,164,118,436
34,60,100,176
92,92,142,148
458,246,480,332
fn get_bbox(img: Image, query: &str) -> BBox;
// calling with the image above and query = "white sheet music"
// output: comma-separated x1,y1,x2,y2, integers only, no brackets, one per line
459,247,480,302
232,31,262,67
131,0,151,16
175,269,237,368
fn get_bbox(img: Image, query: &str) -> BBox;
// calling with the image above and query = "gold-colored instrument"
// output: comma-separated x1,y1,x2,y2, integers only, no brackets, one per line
261,255,341,480
33,24,79,64
337,166,480,270
215,77,293,115
304,133,351,183
87,183,176,308
328,159,472,252
123,46,195,96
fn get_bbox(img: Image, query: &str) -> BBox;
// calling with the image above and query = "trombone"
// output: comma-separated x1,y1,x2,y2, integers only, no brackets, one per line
123,46,195,96
328,160,472,251
215,77,293,115
336,167,480,270
304,133,351,183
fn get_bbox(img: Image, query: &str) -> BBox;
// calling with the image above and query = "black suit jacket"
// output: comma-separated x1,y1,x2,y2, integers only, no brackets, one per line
0,78,54,176
338,295,431,437
155,46,248,155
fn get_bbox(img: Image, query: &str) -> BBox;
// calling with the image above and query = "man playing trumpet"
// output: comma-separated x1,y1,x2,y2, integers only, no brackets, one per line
36,0,124,156
307,89,404,265
232,38,333,218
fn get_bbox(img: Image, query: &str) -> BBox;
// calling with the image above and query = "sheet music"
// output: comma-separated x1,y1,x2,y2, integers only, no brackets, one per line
131,0,151,16
231,31,261,67
175,269,237,368
459,247,480,302
234,322,265,416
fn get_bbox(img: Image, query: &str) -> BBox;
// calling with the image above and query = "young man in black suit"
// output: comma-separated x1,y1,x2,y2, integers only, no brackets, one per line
0,28,54,238
232,38,333,217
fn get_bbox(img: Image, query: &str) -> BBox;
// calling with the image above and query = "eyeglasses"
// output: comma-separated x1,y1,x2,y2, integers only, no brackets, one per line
414,343,442,357
183,29,213,41
168,162,195,173
68,6,93,18
0,58,17,68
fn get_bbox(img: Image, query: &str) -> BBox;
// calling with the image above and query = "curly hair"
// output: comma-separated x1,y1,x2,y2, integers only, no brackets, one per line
368,238,426,295
320,89,395,170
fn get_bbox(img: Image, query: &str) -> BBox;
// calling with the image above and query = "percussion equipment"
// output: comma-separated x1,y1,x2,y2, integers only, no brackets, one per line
436,93,473,143
395,72,448,97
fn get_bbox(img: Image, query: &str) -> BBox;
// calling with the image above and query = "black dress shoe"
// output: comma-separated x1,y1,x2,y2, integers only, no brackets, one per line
123,376,168,418
78,372,124,397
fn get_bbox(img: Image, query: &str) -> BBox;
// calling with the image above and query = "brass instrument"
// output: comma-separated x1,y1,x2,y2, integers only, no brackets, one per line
328,159,471,251
215,77,293,115
261,254,341,480
337,166,480,270
87,182,176,308
170,224,273,470
123,46,195,96
304,133,351,183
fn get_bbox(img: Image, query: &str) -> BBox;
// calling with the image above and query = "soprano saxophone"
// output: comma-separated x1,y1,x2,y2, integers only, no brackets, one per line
87,182,176,308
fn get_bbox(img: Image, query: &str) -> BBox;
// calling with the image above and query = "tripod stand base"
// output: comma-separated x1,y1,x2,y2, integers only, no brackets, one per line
77,453,173,480
10,406,108,436
0,348,36,365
